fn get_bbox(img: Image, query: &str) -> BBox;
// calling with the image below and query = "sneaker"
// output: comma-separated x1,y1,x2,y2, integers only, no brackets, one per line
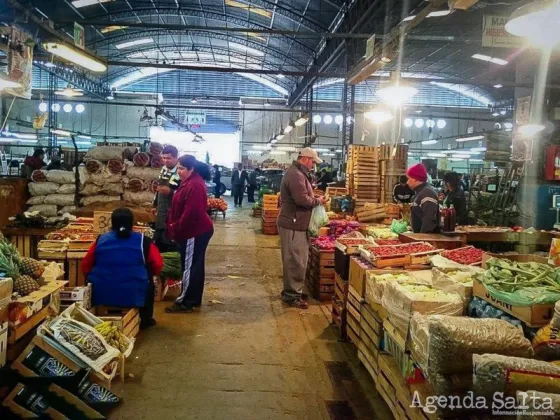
165,303,193,313
284,299,309,309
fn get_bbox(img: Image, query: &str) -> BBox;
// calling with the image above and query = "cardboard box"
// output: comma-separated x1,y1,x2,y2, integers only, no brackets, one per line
60,284,92,309
348,256,374,297
8,281,66,327
473,280,554,326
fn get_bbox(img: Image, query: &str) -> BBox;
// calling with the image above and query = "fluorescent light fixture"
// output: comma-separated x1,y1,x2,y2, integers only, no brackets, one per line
471,147,487,152
277,146,296,152
247,150,262,155
106,93,115,100
436,119,446,129
493,84,503,89
322,153,336,157
415,118,424,128
313,148,330,152
284,121,294,134
270,151,286,155
323,115,333,124
63,104,73,113
43,42,107,72
336,149,342,153
52,129,71,136
115,38,154,50
452,154,471,159
506,2,560,47
403,118,413,128
252,145,269,150
312,115,322,124
101,25,128,34
270,138,278,144
377,84,418,106
456,135,485,142
472,54,508,66
294,114,309,127
13,133,37,140
56,86,84,97
334,115,344,125
518,123,545,136
364,108,393,124
492,112,500,117
75,104,85,113
500,110,507,115
19,139,39,144
449,158,464,162
469,159,484,162
51,103,61,112
191,98,198,104
427,10,451,17
225,0,272,18
78,134,92,140
276,133,285,141
277,74,285,79
403,16,415,22
38,102,48,112
422,140,438,145
428,153,446,158
72,0,111,7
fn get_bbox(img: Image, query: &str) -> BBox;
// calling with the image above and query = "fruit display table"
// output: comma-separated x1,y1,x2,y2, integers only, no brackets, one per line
398,232,466,250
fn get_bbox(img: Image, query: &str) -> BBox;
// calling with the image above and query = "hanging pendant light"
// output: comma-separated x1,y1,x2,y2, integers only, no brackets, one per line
506,1,560,47
364,107,393,124
376,72,418,107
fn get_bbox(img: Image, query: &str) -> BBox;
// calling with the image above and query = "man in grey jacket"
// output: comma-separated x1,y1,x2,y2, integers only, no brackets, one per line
278,148,326,309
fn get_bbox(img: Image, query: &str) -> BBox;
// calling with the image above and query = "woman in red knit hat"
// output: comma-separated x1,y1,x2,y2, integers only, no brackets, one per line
406,164,440,233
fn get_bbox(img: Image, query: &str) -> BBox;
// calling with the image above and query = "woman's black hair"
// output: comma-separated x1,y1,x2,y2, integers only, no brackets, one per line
443,172,459,190
178,154,212,181
111,207,134,238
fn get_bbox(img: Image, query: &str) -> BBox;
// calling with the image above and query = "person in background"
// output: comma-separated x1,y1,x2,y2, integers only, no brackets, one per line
278,148,327,309
407,163,440,233
46,155,62,171
231,163,248,207
21,148,46,178
165,155,214,313
443,172,468,225
83,208,162,329
212,165,222,198
317,168,332,191
247,168,260,203
393,175,414,204
460,173,469,192
152,145,180,253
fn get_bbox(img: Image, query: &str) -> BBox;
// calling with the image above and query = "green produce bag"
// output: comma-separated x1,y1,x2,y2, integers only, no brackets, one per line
308,205,329,237
160,252,182,280
390,219,408,234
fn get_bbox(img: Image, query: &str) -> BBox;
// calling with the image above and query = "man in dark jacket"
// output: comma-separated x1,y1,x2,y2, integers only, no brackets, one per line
212,165,222,198
278,148,326,309
247,168,260,203
152,145,180,252
407,164,440,233
231,163,247,207
393,175,414,204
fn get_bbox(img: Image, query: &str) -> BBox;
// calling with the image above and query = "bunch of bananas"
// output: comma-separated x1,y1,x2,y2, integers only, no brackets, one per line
94,321,129,354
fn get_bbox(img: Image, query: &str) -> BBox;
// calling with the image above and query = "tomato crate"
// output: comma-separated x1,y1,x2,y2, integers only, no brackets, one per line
440,245,484,266
360,242,438,268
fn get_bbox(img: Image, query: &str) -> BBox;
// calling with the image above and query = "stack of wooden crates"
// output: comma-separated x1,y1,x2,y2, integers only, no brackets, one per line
305,246,335,301
380,145,408,203
261,194,279,235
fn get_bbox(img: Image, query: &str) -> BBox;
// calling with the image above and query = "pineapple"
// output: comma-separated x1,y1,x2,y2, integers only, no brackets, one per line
14,275,40,296
18,257,45,279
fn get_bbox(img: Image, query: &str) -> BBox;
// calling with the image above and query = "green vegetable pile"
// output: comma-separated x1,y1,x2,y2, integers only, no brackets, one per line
160,252,182,280
0,237,20,278
480,258,560,306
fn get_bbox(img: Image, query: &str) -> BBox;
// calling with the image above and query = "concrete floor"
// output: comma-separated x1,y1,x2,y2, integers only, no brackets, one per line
111,199,391,420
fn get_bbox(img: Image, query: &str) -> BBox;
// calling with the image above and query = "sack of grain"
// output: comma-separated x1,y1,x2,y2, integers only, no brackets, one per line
133,152,151,167
149,141,163,155
84,146,125,162
123,147,138,161
81,195,122,207
126,178,146,192
410,314,533,376
44,194,76,206
107,159,124,175
29,182,60,196
31,170,47,182
125,166,160,182
58,184,76,194
58,206,77,215
102,183,124,196
26,195,45,205
151,154,163,169
85,166,122,186
473,354,560,397
85,159,102,174
123,190,155,205
46,170,75,184
80,183,102,196
27,204,58,217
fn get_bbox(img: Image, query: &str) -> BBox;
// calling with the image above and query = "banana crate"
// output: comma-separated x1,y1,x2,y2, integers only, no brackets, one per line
91,307,141,339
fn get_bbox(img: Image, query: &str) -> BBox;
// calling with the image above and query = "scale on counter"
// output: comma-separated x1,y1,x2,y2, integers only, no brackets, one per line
553,195,560,230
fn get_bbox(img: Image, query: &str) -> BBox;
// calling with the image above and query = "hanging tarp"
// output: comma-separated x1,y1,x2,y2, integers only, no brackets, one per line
5,26,33,99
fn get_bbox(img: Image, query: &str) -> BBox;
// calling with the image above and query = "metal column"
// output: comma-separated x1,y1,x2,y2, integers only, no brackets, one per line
47,73,57,153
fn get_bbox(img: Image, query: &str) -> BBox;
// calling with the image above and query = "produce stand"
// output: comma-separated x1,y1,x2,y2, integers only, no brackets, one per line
398,232,466,250
3,227,58,259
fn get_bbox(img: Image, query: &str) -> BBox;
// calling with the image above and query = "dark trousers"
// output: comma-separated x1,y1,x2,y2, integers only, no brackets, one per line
177,228,214,307
139,280,155,327
214,184,221,199
247,185,256,203
154,229,177,253
233,185,244,206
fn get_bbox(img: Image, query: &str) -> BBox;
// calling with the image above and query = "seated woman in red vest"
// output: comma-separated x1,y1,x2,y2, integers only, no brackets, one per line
82,208,163,329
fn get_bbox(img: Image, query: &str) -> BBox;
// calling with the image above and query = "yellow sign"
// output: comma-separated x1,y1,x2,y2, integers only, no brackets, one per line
93,211,112,234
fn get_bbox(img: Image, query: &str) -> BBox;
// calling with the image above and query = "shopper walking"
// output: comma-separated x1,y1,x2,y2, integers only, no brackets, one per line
278,148,326,309
212,164,222,198
152,145,180,252
407,164,440,233
231,163,247,207
83,208,163,329
247,168,260,203
165,155,214,313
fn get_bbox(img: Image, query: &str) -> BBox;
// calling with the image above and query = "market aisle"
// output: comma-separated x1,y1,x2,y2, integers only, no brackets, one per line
111,199,390,420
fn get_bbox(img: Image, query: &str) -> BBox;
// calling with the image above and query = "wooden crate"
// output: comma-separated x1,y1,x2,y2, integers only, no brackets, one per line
252,207,263,218
92,307,141,339
66,251,87,287
326,187,348,197
262,220,278,235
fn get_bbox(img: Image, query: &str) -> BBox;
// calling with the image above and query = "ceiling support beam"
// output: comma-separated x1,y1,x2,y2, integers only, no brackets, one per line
58,20,375,39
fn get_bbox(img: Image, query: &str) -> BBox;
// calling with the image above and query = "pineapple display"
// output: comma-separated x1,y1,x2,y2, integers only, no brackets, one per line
18,257,45,279
14,275,40,297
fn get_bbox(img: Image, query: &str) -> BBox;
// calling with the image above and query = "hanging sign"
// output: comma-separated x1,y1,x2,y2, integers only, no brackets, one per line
482,15,522,48
93,211,112,234
74,22,85,49
184,111,207,125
